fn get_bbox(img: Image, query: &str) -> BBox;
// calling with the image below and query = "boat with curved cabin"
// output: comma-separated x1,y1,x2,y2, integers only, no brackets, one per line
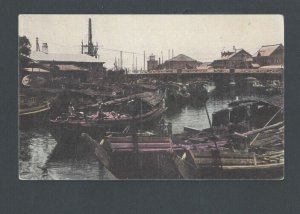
19,95,51,126
50,92,167,144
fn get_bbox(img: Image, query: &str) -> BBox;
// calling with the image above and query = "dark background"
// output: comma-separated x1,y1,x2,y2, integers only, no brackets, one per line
1,0,300,213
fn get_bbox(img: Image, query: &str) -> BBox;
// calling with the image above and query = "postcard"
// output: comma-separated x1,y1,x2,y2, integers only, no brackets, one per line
19,15,284,180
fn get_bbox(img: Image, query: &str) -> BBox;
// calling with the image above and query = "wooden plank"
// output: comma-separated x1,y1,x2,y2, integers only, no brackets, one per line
184,126,201,133
112,148,172,153
107,137,171,143
234,122,283,138
195,158,255,166
191,151,255,159
110,143,172,149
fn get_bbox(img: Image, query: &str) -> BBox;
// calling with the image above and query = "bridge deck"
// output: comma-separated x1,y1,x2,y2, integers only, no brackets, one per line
129,68,283,75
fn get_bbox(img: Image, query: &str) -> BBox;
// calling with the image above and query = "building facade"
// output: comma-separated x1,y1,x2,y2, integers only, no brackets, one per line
147,54,158,70
211,49,253,69
27,51,106,83
253,44,284,66
162,54,200,69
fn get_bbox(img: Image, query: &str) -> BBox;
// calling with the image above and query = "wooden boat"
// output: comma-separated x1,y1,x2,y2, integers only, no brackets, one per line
211,96,283,129
251,79,283,95
80,133,183,179
172,96,284,179
123,82,160,94
173,121,284,179
186,80,209,104
173,152,283,179
203,81,216,93
265,80,283,95
19,95,51,126
50,92,167,144
164,81,190,105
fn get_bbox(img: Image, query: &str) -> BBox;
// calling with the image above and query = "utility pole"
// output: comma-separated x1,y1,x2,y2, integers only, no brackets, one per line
143,51,145,71
136,56,138,71
120,51,123,69
132,53,134,72
36,37,40,52
114,57,117,69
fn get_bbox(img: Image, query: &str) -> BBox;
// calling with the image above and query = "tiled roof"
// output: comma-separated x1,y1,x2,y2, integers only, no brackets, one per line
29,51,104,63
165,54,197,62
217,49,251,61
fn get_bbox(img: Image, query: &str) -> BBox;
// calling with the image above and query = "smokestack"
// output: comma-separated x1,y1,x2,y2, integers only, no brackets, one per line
159,57,161,65
88,18,92,44
42,43,48,54
168,49,170,60
233,46,236,53
172,49,174,58
36,37,40,52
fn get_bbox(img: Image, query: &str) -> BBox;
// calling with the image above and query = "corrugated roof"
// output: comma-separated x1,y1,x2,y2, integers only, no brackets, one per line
165,54,197,62
253,44,283,57
29,51,104,63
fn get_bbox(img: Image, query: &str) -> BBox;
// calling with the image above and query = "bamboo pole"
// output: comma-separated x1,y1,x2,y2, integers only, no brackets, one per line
250,107,283,145
234,122,283,139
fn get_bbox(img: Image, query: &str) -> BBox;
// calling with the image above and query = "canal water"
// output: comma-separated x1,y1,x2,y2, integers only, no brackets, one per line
19,87,268,180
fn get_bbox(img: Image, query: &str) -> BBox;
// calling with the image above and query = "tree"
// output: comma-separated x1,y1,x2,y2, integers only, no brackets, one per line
19,36,31,69
19,36,31,56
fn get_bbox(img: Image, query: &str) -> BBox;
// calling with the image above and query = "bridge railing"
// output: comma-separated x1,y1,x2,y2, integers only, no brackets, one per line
130,68,283,74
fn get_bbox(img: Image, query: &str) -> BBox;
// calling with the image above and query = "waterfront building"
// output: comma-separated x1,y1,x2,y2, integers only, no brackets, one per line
26,51,105,83
253,44,284,67
162,54,201,69
211,48,253,69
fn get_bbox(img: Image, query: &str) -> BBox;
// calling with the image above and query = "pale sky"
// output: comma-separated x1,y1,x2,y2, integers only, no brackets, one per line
19,15,284,69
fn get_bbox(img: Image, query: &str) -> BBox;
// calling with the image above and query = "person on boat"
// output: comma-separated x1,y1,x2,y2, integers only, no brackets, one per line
99,102,104,113
245,105,252,130
162,98,166,109
159,119,166,137
167,122,172,136
68,103,75,116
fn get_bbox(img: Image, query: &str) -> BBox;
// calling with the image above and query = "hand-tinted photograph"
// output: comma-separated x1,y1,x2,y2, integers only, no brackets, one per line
19,15,284,180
